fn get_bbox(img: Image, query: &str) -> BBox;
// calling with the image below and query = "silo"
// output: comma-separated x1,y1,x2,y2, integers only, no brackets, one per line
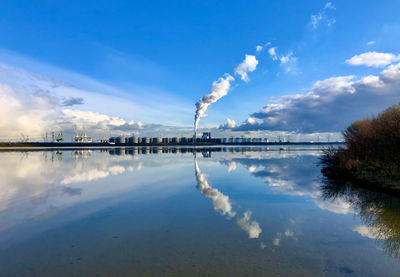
171,137,180,143
116,136,126,144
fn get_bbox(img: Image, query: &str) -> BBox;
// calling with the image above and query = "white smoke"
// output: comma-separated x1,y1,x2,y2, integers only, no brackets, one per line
194,54,259,136
234,54,259,82
194,74,234,136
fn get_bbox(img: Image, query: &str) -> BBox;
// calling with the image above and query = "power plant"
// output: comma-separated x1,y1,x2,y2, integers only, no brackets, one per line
105,132,270,146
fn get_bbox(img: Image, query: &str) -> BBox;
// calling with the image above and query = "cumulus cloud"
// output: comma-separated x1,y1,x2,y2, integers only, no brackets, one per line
228,62,400,133
245,117,257,125
0,76,151,141
346,51,400,68
237,210,262,239
234,54,259,82
221,118,236,129
0,62,195,140
310,2,336,30
0,84,147,140
0,83,56,139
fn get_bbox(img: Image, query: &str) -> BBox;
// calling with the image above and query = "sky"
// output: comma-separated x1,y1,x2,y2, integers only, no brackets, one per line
0,0,400,141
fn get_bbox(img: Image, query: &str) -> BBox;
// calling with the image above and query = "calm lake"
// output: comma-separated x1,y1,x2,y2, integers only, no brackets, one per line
0,146,399,276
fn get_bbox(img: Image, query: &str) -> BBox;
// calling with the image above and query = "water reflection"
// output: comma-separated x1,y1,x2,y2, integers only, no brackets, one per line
321,177,400,258
219,155,355,215
194,157,236,218
1,146,400,275
194,156,262,239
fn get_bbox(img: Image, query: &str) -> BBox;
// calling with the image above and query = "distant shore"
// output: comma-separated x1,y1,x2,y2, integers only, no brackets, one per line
0,141,343,149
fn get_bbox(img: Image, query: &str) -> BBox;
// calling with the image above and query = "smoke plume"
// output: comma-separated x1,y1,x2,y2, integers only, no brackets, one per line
193,54,259,136
194,74,234,136
234,54,258,82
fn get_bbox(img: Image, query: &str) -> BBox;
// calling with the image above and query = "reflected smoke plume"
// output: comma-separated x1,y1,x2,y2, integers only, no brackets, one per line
195,157,236,218
195,156,262,239
237,210,262,239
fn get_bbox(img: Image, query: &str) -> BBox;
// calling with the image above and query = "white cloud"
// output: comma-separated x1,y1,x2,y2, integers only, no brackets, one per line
311,2,336,30
229,62,400,133
224,118,237,129
324,2,335,10
268,47,278,61
267,47,297,73
245,117,257,125
367,41,376,46
346,52,400,68
279,52,293,64
0,62,195,140
0,83,148,141
0,57,193,127
256,42,271,53
234,54,259,82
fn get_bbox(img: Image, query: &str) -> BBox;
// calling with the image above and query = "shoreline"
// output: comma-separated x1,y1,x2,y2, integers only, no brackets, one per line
0,142,343,148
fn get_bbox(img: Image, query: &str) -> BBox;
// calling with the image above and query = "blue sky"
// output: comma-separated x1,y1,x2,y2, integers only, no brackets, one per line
0,0,400,140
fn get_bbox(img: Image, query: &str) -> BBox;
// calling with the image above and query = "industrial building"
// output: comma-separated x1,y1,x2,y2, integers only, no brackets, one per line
106,133,269,145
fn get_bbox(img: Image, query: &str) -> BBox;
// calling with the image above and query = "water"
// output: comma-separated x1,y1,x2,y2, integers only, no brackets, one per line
0,146,399,276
